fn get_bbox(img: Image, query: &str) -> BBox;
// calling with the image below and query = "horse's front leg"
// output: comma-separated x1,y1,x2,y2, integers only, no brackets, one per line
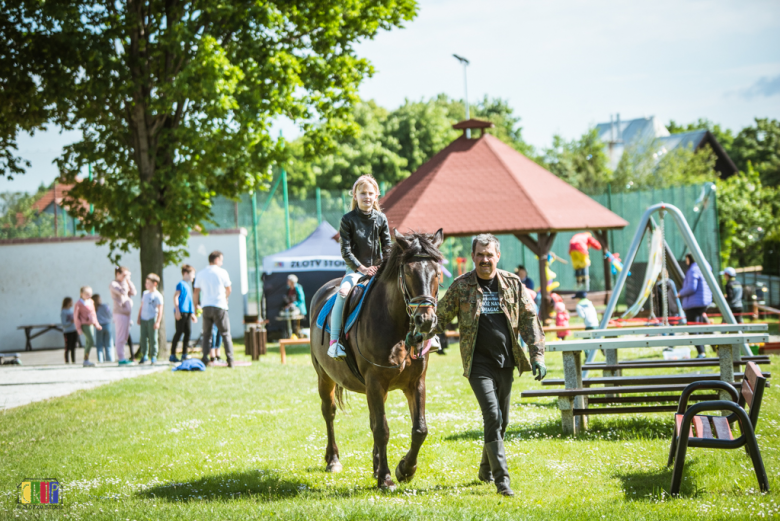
367,377,395,490
396,376,428,483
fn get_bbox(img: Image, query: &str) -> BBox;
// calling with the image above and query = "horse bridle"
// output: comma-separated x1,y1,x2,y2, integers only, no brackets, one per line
351,255,441,370
397,255,439,324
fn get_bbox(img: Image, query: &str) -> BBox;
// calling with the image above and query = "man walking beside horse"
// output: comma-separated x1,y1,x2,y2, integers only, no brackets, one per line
436,233,547,496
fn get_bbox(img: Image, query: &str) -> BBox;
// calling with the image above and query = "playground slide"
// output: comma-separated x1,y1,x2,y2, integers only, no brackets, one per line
621,227,664,319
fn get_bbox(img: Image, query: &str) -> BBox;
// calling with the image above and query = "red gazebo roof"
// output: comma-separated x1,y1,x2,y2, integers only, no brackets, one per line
382,126,627,236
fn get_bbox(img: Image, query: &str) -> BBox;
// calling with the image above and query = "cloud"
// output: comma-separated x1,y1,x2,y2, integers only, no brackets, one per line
741,75,780,99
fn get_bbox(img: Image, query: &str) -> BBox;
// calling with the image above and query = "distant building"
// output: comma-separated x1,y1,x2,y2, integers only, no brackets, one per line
594,115,738,178
30,182,89,236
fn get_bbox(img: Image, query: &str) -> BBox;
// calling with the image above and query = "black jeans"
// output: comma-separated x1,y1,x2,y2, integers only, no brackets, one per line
468,363,514,443
731,308,744,324
684,306,708,355
202,307,234,364
171,313,192,357
64,332,78,363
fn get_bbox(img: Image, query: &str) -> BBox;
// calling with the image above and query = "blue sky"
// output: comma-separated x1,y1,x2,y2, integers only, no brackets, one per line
3,0,779,193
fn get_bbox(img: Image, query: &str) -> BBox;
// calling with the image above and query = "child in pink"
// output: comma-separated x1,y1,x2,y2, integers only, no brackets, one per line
74,286,103,367
110,266,137,365
555,301,571,340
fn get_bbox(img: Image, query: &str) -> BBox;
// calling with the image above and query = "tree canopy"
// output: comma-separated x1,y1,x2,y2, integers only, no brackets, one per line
285,94,534,192
1,0,417,274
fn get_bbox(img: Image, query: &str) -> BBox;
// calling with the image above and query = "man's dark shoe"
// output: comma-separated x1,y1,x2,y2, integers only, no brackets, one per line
478,445,494,483
228,360,234,368
485,440,514,496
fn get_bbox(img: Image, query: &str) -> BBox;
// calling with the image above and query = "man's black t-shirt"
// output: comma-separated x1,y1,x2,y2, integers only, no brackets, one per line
472,276,514,369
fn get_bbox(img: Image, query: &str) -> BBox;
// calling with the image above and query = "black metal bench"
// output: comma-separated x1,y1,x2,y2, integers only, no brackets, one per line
668,361,769,495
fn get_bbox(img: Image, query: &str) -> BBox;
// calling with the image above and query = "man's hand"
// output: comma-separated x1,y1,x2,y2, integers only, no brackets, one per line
154,321,161,330
174,310,181,321
532,361,547,381
190,314,197,323
95,324,103,331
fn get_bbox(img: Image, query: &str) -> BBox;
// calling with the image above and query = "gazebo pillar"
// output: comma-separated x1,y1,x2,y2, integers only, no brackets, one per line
594,230,612,305
515,232,557,321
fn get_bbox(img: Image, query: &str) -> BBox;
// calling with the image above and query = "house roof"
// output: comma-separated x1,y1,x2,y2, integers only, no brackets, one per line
594,116,738,176
381,125,628,236
31,183,89,213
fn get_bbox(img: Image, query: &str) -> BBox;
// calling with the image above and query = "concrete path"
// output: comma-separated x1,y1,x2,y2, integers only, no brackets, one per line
0,364,168,410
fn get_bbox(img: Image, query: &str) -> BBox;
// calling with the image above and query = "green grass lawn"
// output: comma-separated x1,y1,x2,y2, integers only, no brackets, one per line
1,339,779,520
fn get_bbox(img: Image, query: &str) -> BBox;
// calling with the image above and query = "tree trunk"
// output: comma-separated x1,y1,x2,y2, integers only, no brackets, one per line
140,223,168,359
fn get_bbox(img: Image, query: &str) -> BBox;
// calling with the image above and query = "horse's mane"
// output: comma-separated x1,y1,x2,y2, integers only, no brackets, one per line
377,231,444,283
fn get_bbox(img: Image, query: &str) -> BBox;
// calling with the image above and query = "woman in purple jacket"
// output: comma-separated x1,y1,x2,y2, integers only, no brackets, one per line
678,254,713,358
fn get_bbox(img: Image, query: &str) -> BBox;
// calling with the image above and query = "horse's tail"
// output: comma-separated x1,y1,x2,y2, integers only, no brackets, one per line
334,384,348,411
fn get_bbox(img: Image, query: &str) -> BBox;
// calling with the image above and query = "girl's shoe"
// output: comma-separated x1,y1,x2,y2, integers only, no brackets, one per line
118,359,133,366
139,357,148,364
151,357,157,364
327,340,347,361
82,360,95,367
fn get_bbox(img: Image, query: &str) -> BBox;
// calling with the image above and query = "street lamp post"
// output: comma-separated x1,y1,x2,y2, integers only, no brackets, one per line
452,54,470,138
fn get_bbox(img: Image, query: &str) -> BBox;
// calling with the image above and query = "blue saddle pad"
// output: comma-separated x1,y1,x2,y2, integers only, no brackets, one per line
316,277,375,334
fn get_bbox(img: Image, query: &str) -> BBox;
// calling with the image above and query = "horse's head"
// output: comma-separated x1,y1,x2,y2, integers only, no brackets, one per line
392,228,444,337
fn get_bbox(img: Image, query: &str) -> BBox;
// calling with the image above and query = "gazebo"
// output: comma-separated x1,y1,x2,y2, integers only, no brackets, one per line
381,119,628,318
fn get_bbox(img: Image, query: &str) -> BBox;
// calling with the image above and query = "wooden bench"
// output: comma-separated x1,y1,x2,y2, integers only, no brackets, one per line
521,381,766,419
582,355,770,371
541,371,771,387
278,338,311,364
17,324,63,351
668,361,769,494
537,330,770,434
573,323,769,338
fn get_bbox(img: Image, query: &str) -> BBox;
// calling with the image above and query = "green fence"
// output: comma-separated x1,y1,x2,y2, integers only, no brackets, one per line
209,182,720,312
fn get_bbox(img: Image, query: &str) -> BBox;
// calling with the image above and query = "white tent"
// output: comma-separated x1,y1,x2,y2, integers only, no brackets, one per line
262,221,345,331
262,221,344,274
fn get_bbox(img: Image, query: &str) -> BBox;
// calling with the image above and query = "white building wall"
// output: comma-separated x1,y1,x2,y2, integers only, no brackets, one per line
0,229,248,352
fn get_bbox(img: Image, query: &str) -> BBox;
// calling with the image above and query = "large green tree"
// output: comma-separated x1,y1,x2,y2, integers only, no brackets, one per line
730,118,780,187
716,164,779,267
2,0,416,347
541,128,612,195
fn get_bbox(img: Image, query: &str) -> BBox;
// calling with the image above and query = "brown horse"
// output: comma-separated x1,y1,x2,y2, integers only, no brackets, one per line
309,229,444,490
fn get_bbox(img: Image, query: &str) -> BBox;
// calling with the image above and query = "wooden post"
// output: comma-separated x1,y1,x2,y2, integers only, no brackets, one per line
515,232,556,321
595,230,612,302
562,351,585,434
718,344,735,402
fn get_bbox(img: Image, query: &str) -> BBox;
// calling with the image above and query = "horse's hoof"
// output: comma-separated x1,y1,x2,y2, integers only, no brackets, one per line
395,460,417,483
379,476,396,492
326,461,342,473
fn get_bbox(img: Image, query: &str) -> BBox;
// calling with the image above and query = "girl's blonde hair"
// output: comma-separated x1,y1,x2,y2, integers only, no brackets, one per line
349,175,382,212
80,286,92,296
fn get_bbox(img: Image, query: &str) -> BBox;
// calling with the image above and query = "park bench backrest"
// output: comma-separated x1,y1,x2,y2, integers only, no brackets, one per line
741,361,766,428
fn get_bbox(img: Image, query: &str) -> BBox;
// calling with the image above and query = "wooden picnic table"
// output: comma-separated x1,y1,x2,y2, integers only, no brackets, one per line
542,326,769,434
17,324,63,351
573,323,769,338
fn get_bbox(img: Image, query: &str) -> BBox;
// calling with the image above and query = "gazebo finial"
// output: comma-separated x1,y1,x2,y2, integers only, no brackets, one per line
452,119,495,138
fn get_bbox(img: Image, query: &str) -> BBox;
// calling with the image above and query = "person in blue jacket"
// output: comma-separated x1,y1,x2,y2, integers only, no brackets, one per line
284,274,307,338
678,253,713,358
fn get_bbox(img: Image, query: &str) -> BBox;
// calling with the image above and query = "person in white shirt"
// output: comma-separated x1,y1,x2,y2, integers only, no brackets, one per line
193,251,235,368
575,291,600,330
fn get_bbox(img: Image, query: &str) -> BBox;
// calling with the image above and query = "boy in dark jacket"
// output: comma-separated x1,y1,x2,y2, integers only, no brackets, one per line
721,267,744,324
